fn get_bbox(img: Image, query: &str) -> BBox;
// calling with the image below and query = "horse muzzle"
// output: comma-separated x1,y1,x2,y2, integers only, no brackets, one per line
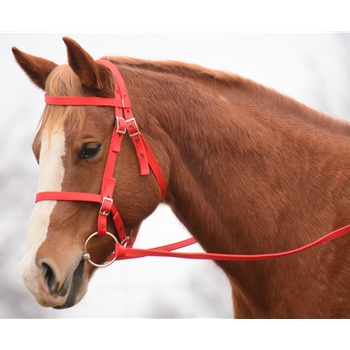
21,254,88,309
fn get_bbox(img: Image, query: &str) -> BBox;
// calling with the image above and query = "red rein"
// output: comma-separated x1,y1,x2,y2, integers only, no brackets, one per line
36,59,350,263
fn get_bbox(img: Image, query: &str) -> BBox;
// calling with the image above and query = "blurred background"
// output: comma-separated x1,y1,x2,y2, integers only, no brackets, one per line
1,33,350,318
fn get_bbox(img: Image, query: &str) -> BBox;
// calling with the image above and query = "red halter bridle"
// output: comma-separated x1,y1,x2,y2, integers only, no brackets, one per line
36,59,167,254
35,59,350,267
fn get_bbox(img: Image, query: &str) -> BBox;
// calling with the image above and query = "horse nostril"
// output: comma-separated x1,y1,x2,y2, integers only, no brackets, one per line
42,263,57,293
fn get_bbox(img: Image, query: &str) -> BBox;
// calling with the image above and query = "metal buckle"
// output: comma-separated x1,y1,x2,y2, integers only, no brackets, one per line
127,118,140,137
82,231,118,268
115,116,126,135
99,197,113,216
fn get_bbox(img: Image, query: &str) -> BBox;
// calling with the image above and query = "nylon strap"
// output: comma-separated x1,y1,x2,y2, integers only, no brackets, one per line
45,95,122,107
36,191,127,242
98,59,150,176
113,224,350,261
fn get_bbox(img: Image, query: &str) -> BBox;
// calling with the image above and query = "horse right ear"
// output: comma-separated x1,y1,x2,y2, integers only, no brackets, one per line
62,36,115,96
12,47,58,90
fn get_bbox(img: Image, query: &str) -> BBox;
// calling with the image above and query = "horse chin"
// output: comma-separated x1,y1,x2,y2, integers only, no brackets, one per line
52,260,89,309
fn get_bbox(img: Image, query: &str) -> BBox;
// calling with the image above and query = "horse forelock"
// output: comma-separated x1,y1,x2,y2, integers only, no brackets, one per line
37,64,86,141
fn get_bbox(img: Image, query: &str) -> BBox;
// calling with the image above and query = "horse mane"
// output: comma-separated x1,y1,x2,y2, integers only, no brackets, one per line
39,56,350,143
105,56,350,140
104,55,248,94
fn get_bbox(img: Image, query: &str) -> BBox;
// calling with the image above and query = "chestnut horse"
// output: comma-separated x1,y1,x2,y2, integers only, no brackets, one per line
12,37,350,318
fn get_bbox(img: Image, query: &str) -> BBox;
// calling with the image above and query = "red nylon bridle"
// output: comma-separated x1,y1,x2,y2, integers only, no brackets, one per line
35,59,350,267
36,59,167,251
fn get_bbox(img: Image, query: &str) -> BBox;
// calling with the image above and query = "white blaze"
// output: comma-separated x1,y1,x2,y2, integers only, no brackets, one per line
21,127,66,293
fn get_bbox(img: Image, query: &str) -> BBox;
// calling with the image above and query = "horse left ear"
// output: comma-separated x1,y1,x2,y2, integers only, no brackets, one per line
63,37,114,95
12,47,58,90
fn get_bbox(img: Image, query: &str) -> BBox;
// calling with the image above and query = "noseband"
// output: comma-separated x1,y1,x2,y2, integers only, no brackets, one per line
36,59,167,267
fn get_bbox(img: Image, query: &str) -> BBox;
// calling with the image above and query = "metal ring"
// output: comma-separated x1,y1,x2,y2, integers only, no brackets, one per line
82,231,118,268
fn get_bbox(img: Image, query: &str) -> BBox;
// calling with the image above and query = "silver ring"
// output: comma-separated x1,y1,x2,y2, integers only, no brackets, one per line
82,231,118,268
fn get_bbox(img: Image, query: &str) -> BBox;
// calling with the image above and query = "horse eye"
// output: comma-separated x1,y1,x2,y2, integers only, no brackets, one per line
79,143,101,159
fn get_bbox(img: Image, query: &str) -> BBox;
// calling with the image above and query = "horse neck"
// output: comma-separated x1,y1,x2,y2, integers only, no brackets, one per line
116,61,350,317
120,61,350,257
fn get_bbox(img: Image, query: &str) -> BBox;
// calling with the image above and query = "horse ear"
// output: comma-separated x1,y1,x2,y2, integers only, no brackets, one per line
62,36,113,94
12,47,58,90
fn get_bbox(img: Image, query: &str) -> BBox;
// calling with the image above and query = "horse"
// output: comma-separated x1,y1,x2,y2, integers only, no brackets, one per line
12,36,350,318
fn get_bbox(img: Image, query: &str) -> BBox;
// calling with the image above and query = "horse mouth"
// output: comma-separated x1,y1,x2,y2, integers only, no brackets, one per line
52,259,86,309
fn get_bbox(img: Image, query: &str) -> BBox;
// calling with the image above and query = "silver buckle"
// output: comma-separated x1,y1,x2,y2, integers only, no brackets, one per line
115,116,126,135
99,197,113,216
127,118,140,137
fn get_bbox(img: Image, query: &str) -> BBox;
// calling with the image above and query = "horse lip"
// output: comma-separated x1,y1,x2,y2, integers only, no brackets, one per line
53,259,85,309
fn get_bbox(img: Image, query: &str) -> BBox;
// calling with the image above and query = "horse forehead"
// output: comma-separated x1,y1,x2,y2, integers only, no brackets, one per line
64,106,115,139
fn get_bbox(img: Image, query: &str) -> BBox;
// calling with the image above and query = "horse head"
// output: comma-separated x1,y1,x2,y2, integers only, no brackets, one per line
12,37,168,308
